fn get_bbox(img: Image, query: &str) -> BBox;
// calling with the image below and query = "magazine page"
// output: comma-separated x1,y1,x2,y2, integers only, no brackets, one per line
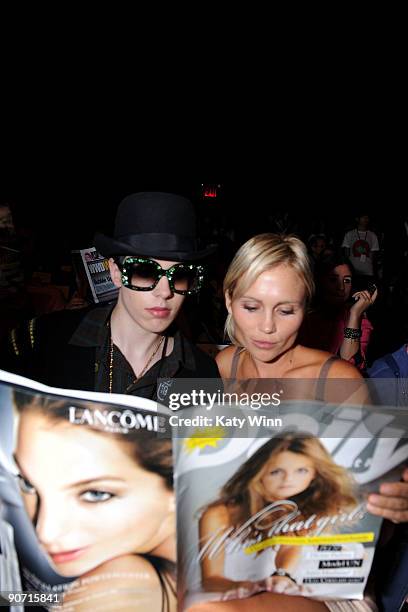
71,247,119,304
173,392,408,609
0,369,174,611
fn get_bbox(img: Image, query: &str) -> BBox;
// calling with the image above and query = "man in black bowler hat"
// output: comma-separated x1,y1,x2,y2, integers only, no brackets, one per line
0,192,220,397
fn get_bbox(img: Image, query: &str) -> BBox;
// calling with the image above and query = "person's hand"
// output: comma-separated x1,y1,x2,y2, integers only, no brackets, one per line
350,287,378,317
263,575,310,595
367,466,408,524
221,581,264,601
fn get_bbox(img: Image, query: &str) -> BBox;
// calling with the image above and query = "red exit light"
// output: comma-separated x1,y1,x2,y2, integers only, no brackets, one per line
201,184,221,199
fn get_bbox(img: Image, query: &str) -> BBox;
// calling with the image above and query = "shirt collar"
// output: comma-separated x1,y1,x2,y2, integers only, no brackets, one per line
69,304,196,372
69,303,113,348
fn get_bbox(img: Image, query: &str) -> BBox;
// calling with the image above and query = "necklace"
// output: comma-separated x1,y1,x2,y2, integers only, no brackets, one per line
108,335,165,393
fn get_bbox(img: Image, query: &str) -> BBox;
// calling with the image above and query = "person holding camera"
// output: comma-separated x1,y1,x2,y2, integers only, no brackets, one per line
299,252,377,371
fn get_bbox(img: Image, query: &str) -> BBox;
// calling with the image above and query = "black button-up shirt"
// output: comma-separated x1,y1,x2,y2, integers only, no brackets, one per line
69,304,205,399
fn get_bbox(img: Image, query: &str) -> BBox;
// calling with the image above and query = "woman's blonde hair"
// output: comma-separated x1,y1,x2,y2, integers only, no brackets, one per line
223,233,314,344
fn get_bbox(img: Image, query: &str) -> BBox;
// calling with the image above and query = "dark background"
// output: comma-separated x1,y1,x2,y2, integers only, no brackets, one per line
1,109,403,273
1,154,400,253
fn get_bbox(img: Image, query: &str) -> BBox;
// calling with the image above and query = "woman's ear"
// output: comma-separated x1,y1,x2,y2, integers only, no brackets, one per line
108,258,122,289
225,290,232,315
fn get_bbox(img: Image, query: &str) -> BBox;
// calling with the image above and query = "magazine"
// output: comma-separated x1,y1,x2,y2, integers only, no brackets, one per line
0,369,174,611
71,247,119,304
173,398,408,609
1,370,407,610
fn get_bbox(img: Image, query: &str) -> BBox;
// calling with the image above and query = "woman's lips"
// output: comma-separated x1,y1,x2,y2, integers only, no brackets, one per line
251,339,276,349
48,548,87,564
145,307,171,318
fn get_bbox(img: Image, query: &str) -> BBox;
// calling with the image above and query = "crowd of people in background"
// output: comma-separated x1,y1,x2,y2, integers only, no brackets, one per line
1,199,408,373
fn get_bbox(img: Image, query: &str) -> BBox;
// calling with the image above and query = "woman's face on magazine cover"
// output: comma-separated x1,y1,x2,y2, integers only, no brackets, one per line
14,412,174,577
110,258,186,335
227,265,306,362
260,451,316,500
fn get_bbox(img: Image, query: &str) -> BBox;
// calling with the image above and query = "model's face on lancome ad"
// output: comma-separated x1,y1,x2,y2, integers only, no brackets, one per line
15,412,174,577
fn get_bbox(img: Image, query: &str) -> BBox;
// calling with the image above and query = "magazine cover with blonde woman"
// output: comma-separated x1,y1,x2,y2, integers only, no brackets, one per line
173,399,408,611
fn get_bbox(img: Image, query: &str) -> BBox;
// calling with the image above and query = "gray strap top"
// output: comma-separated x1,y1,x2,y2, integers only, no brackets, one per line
229,347,338,402
230,346,244,379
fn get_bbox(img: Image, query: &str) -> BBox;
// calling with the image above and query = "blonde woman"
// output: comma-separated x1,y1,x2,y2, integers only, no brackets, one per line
218,233,360,386
188,234,408,612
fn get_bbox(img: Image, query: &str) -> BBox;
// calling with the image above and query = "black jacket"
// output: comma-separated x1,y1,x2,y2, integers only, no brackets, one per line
0,304,221,399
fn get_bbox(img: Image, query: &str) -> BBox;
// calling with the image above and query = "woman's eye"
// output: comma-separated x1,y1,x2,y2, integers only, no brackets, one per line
243,305,257,312
343,278,352,284
297,468,308,474
80,490,114,503
270,469,282,476
17,474,36,495
279,310,294,316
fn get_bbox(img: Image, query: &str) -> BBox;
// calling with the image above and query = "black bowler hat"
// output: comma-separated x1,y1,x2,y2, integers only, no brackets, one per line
94,192,216,262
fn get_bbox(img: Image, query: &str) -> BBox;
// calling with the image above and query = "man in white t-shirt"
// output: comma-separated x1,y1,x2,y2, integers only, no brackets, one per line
342,213,379,289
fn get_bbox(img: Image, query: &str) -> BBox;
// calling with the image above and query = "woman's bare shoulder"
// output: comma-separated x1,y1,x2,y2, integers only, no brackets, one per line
326,358,363,379
215,345,238,378
91,554,159,575
200,503,230,527
296,346,363,379
81,554,161,586
62,555,164,610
